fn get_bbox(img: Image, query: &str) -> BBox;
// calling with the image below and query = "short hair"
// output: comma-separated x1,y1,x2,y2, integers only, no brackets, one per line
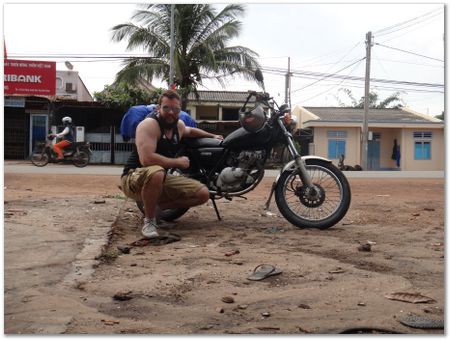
158,90,181,105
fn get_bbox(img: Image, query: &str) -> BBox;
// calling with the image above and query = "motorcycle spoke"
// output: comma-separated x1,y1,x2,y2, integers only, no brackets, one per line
283,167,343,221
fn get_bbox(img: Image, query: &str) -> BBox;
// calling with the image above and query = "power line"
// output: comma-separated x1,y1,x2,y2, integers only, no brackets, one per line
291,57,366,93
375,43,444,62
374,7,443,37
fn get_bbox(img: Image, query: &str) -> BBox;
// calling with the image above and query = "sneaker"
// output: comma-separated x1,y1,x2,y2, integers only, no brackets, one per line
142,221,159,239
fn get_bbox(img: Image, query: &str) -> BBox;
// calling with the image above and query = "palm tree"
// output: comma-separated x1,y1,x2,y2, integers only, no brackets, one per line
336,88,404,108
111,4,260,109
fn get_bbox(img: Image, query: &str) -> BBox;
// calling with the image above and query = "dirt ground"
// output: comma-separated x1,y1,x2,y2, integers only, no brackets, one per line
4,172,445,334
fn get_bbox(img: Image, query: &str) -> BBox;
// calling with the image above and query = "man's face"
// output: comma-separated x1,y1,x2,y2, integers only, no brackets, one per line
158,97,181,129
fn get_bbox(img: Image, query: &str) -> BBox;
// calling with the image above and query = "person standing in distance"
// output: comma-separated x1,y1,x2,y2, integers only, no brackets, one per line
121,90,223,239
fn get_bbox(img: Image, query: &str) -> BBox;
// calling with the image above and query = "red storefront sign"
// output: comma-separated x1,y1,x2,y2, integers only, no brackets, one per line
4,59,56,96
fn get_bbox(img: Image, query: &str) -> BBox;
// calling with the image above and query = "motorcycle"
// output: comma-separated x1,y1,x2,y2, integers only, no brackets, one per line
30,135,92,168
138,70,351,229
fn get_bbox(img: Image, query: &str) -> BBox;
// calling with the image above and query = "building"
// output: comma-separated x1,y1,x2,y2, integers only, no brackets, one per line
4,67,95,159
291,106,444,171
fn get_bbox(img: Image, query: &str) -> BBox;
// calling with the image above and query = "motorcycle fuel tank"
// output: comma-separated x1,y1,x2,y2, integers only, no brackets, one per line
222,126,271,150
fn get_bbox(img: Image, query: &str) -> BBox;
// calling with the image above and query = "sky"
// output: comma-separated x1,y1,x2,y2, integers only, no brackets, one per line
2,2,445,117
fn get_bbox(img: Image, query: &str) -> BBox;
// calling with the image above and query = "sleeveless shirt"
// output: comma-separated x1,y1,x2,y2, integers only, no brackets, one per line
122,114,181,176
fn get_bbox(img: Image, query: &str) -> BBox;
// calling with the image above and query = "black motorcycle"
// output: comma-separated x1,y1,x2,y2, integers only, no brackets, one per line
30,135,92,168
138,70,351,229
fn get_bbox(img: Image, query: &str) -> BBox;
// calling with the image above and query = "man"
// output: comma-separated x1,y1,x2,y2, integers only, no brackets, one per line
121,90,223,239
120,104,197,142
51,116,74,160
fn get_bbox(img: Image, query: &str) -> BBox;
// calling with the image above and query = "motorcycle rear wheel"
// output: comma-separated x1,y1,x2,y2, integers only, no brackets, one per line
72,150,90,167
31,151,49,167
275,159,351,229
135,201,189,222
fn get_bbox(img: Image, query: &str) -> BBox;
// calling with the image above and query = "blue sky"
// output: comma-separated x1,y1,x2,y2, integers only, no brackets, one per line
3,2,444,116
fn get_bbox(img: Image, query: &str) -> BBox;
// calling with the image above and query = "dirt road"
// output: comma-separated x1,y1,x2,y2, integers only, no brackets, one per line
4,173,444,334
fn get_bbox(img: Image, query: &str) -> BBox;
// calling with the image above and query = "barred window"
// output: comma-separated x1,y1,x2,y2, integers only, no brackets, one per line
413,131,432,160
327,130,347,159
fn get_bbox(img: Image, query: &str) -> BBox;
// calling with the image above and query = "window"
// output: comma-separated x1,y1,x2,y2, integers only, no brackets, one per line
327,131,347,159
413,131,432,160
222,108,239,121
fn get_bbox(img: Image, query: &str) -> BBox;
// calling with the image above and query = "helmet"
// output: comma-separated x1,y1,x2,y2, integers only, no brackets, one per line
62,116,72,124
239,104,266,133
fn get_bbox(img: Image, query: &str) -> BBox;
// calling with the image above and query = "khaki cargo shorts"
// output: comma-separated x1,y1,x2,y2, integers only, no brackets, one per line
121,165,204,203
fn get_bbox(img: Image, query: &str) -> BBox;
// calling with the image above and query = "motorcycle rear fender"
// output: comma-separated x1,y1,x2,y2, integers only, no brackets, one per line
274,156,332,182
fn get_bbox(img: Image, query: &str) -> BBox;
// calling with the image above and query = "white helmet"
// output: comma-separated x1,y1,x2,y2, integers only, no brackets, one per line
239,104,266,133
62,116,72,124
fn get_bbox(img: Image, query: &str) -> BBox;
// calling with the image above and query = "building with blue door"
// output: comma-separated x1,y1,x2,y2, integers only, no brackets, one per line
291,106,444,171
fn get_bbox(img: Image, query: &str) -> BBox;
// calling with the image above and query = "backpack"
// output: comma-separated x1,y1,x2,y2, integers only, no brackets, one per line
120,105,155,142
120,104,197,142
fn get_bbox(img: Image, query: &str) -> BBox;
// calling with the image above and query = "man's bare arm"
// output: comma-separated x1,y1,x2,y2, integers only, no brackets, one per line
135,119,188,169
183,125,223,140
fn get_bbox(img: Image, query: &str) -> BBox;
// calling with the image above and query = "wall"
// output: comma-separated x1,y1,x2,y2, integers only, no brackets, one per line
312,126,360,167
402,128,444,171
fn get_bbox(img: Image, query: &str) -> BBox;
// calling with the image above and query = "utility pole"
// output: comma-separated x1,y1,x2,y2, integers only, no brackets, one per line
168,4,175,89
285,57,291,107
361,31,372,171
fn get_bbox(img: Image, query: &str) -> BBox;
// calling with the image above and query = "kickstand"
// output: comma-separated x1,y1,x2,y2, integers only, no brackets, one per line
263,181,277,210
210,196,222,221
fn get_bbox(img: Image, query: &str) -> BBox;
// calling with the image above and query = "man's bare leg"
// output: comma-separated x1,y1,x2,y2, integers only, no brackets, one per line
140,170,165,238
158,186,210,210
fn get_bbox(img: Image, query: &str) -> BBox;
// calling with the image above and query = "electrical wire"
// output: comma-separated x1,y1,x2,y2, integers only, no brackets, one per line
374,6,443,37
294,58,365,104
374,43,444,62
291,57,366,93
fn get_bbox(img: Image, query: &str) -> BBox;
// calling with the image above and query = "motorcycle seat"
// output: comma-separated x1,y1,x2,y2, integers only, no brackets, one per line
183,137,222,148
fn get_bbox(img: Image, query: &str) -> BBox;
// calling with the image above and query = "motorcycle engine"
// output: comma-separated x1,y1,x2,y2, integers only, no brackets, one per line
215,150,265,192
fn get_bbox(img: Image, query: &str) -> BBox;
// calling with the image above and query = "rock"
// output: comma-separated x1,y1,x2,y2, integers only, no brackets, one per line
117,245,130,254
221,296,234,303
358,243,371,252
113,291,133,301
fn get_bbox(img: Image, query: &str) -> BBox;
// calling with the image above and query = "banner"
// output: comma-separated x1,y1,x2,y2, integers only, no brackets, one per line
4,59,56,96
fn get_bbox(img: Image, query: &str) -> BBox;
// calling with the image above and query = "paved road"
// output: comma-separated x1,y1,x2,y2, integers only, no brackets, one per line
3,160,444,178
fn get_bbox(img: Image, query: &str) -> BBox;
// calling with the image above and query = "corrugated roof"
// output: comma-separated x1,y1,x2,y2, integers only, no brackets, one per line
302,107,441,124
188,90,254,103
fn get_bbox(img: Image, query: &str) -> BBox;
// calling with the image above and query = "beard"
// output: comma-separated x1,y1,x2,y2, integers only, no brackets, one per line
159,115,179,129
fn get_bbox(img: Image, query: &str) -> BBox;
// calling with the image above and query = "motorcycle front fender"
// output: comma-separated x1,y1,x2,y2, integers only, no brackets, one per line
274,156,332,183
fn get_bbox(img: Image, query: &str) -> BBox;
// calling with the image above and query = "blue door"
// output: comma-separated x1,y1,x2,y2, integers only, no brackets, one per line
30,115,48,153
368,140,380,170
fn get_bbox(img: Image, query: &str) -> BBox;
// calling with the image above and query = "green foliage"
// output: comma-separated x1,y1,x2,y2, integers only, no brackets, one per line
337,88,404,108
93,83,164,109
110,4,260,109
435,111,444,121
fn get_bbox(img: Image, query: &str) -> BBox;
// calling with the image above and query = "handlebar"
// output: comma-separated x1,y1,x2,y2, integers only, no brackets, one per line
241,90,293,128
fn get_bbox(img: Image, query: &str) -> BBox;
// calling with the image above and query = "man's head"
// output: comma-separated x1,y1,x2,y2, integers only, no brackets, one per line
157,90,182,129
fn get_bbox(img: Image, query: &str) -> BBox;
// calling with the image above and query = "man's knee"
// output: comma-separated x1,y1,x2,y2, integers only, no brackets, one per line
196,186,210,204
142,169,165,193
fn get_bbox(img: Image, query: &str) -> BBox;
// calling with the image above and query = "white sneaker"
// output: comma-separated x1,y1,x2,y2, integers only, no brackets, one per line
142,222,159,238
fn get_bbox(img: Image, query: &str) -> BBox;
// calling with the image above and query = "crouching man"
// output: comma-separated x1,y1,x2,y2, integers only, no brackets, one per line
121,90,222,238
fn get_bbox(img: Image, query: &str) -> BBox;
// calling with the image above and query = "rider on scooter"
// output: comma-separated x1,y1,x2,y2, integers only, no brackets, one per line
51,116,74,160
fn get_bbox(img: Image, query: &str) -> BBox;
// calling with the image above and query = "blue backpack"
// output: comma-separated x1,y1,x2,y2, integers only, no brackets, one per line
120,104,197,142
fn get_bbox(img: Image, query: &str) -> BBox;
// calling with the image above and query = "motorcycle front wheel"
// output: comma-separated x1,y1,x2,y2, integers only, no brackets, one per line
275,159,351,229
31,151,49,167
72,150,90,167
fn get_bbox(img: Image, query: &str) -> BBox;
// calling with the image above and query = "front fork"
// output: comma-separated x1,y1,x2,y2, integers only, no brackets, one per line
264,117,315,210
